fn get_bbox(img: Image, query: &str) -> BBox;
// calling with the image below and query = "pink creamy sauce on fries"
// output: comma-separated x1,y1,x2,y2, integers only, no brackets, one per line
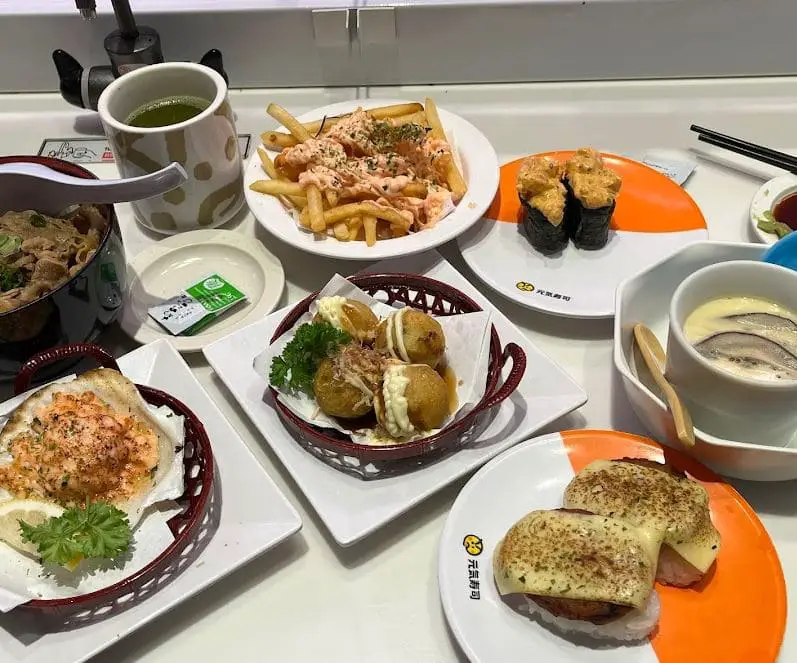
251,100,467,246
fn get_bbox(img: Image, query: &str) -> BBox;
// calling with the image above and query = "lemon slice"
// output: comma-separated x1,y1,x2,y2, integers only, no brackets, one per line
0,499,64,557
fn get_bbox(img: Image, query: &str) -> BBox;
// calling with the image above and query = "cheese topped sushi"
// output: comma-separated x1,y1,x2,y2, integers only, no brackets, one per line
563,458,721,586
493,509,662,641
563,148,622,250
516,156,568,255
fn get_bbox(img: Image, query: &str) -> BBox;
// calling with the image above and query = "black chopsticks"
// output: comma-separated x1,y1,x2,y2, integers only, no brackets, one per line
690,125,797,174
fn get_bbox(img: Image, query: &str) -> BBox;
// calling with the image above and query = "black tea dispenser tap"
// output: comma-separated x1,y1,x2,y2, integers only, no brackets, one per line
54,0,228,111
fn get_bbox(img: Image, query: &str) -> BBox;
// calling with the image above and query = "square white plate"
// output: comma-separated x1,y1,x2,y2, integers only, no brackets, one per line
204,252,587,546
0,340,302,663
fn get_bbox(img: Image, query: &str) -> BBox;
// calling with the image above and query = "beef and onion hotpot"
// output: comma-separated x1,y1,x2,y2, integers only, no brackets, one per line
0,156,126,383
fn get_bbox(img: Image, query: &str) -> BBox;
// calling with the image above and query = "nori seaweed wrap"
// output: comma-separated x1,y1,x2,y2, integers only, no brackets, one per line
564,148,622,250
516,156,568,255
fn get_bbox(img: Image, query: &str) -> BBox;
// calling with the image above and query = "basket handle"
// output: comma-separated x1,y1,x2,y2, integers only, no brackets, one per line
15,343,120,395
470,342,526,415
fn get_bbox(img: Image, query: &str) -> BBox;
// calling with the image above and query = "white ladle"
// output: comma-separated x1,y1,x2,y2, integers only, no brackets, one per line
0,161,187,217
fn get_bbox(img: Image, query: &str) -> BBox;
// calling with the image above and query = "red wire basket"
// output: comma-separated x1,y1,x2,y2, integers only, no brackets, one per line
269,273,526,479
10,343,214,616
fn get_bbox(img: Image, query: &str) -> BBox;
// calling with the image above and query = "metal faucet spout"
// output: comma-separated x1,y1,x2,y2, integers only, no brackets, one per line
111,0,139,39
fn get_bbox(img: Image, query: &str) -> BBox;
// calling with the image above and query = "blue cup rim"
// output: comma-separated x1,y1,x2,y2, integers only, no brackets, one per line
762,231,797,271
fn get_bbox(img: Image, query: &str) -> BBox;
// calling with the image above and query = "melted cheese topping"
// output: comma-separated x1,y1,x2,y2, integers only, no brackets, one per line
0,391,159,507
493,510,660,609
315,296,347,330
384,308,410,362
381,364,414,437
564,460,720,573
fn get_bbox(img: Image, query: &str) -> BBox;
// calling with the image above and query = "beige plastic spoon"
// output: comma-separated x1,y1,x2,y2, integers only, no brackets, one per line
633,323,695,448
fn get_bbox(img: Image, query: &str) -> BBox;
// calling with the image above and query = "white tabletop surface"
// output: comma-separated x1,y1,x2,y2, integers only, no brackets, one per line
1,78,796,662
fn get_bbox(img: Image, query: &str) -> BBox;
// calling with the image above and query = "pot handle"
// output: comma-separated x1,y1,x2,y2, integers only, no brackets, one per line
15,343,120,395
469,342,527,414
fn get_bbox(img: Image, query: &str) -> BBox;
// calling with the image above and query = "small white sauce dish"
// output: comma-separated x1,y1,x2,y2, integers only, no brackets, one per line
614,240,797,481
119,229,285,352
749,174,797,245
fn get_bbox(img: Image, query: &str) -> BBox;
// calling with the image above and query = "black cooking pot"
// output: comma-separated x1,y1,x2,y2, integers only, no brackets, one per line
0,156,126,383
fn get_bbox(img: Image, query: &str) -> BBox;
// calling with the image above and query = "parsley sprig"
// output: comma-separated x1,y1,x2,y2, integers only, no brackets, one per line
269,321,351,396
19,501,132,568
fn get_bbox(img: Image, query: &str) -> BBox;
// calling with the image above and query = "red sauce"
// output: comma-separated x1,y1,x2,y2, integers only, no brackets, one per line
773,192,797,230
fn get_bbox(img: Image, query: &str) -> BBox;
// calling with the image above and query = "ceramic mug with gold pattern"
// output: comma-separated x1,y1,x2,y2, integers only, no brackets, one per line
98,62,244,234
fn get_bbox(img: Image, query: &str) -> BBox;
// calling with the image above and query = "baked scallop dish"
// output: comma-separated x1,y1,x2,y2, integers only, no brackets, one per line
0,369,184,572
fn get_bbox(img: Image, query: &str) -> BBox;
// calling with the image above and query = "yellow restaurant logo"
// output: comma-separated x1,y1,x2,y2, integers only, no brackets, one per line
515,281,534,293
463,534,484,556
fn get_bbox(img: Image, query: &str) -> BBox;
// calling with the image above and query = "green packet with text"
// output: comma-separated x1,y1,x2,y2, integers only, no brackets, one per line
148,274,246,336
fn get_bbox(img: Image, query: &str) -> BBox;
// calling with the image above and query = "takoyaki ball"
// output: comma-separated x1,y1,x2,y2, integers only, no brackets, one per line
312,344,382,419
374,363,450,438
375,309,446,368
314,296,379,343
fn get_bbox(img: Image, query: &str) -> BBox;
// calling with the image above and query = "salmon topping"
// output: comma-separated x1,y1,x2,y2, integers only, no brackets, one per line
0,391,159,507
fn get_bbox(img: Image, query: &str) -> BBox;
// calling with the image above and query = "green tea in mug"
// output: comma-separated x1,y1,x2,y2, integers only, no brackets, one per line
125,95,210,128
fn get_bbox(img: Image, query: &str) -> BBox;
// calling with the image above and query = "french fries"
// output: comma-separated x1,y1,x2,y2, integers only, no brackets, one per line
259,103,428,150
401,181,428,198
363,215,377,247
260,131,298,150
325,190,339,208
332,221,349,241
251,100,467,247
249,180,305,197
347,216,363,240
306,185,325,233
424,97,468,202
266,103,313,143
257,148,306,210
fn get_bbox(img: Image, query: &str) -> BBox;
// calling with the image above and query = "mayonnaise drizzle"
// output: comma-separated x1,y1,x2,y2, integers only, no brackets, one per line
381,364,414,438
315,296,347,330
385,308,409,362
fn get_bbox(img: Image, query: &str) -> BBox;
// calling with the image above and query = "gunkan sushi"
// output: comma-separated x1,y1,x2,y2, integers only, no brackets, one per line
516,156,568,255
563,148,622,250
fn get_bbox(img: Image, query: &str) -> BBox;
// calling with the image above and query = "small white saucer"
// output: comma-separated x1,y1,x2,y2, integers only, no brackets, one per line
749,174,797,244
119,229,285,352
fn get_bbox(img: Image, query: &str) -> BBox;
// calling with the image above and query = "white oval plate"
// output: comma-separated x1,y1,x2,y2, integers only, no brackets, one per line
244,99,500,261
438,430,786,663
119,229,285,352
748,174,797,245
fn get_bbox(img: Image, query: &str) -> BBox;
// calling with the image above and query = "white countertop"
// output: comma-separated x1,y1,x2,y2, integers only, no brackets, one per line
1,78,796,662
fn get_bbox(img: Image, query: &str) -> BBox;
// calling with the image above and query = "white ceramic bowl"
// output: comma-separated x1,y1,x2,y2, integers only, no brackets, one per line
614,240,797,481
749,174,797,245
666,260,797,446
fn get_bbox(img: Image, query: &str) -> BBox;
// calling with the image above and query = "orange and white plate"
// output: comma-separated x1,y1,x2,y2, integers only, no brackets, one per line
438,430,785,663
457,152,708,318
